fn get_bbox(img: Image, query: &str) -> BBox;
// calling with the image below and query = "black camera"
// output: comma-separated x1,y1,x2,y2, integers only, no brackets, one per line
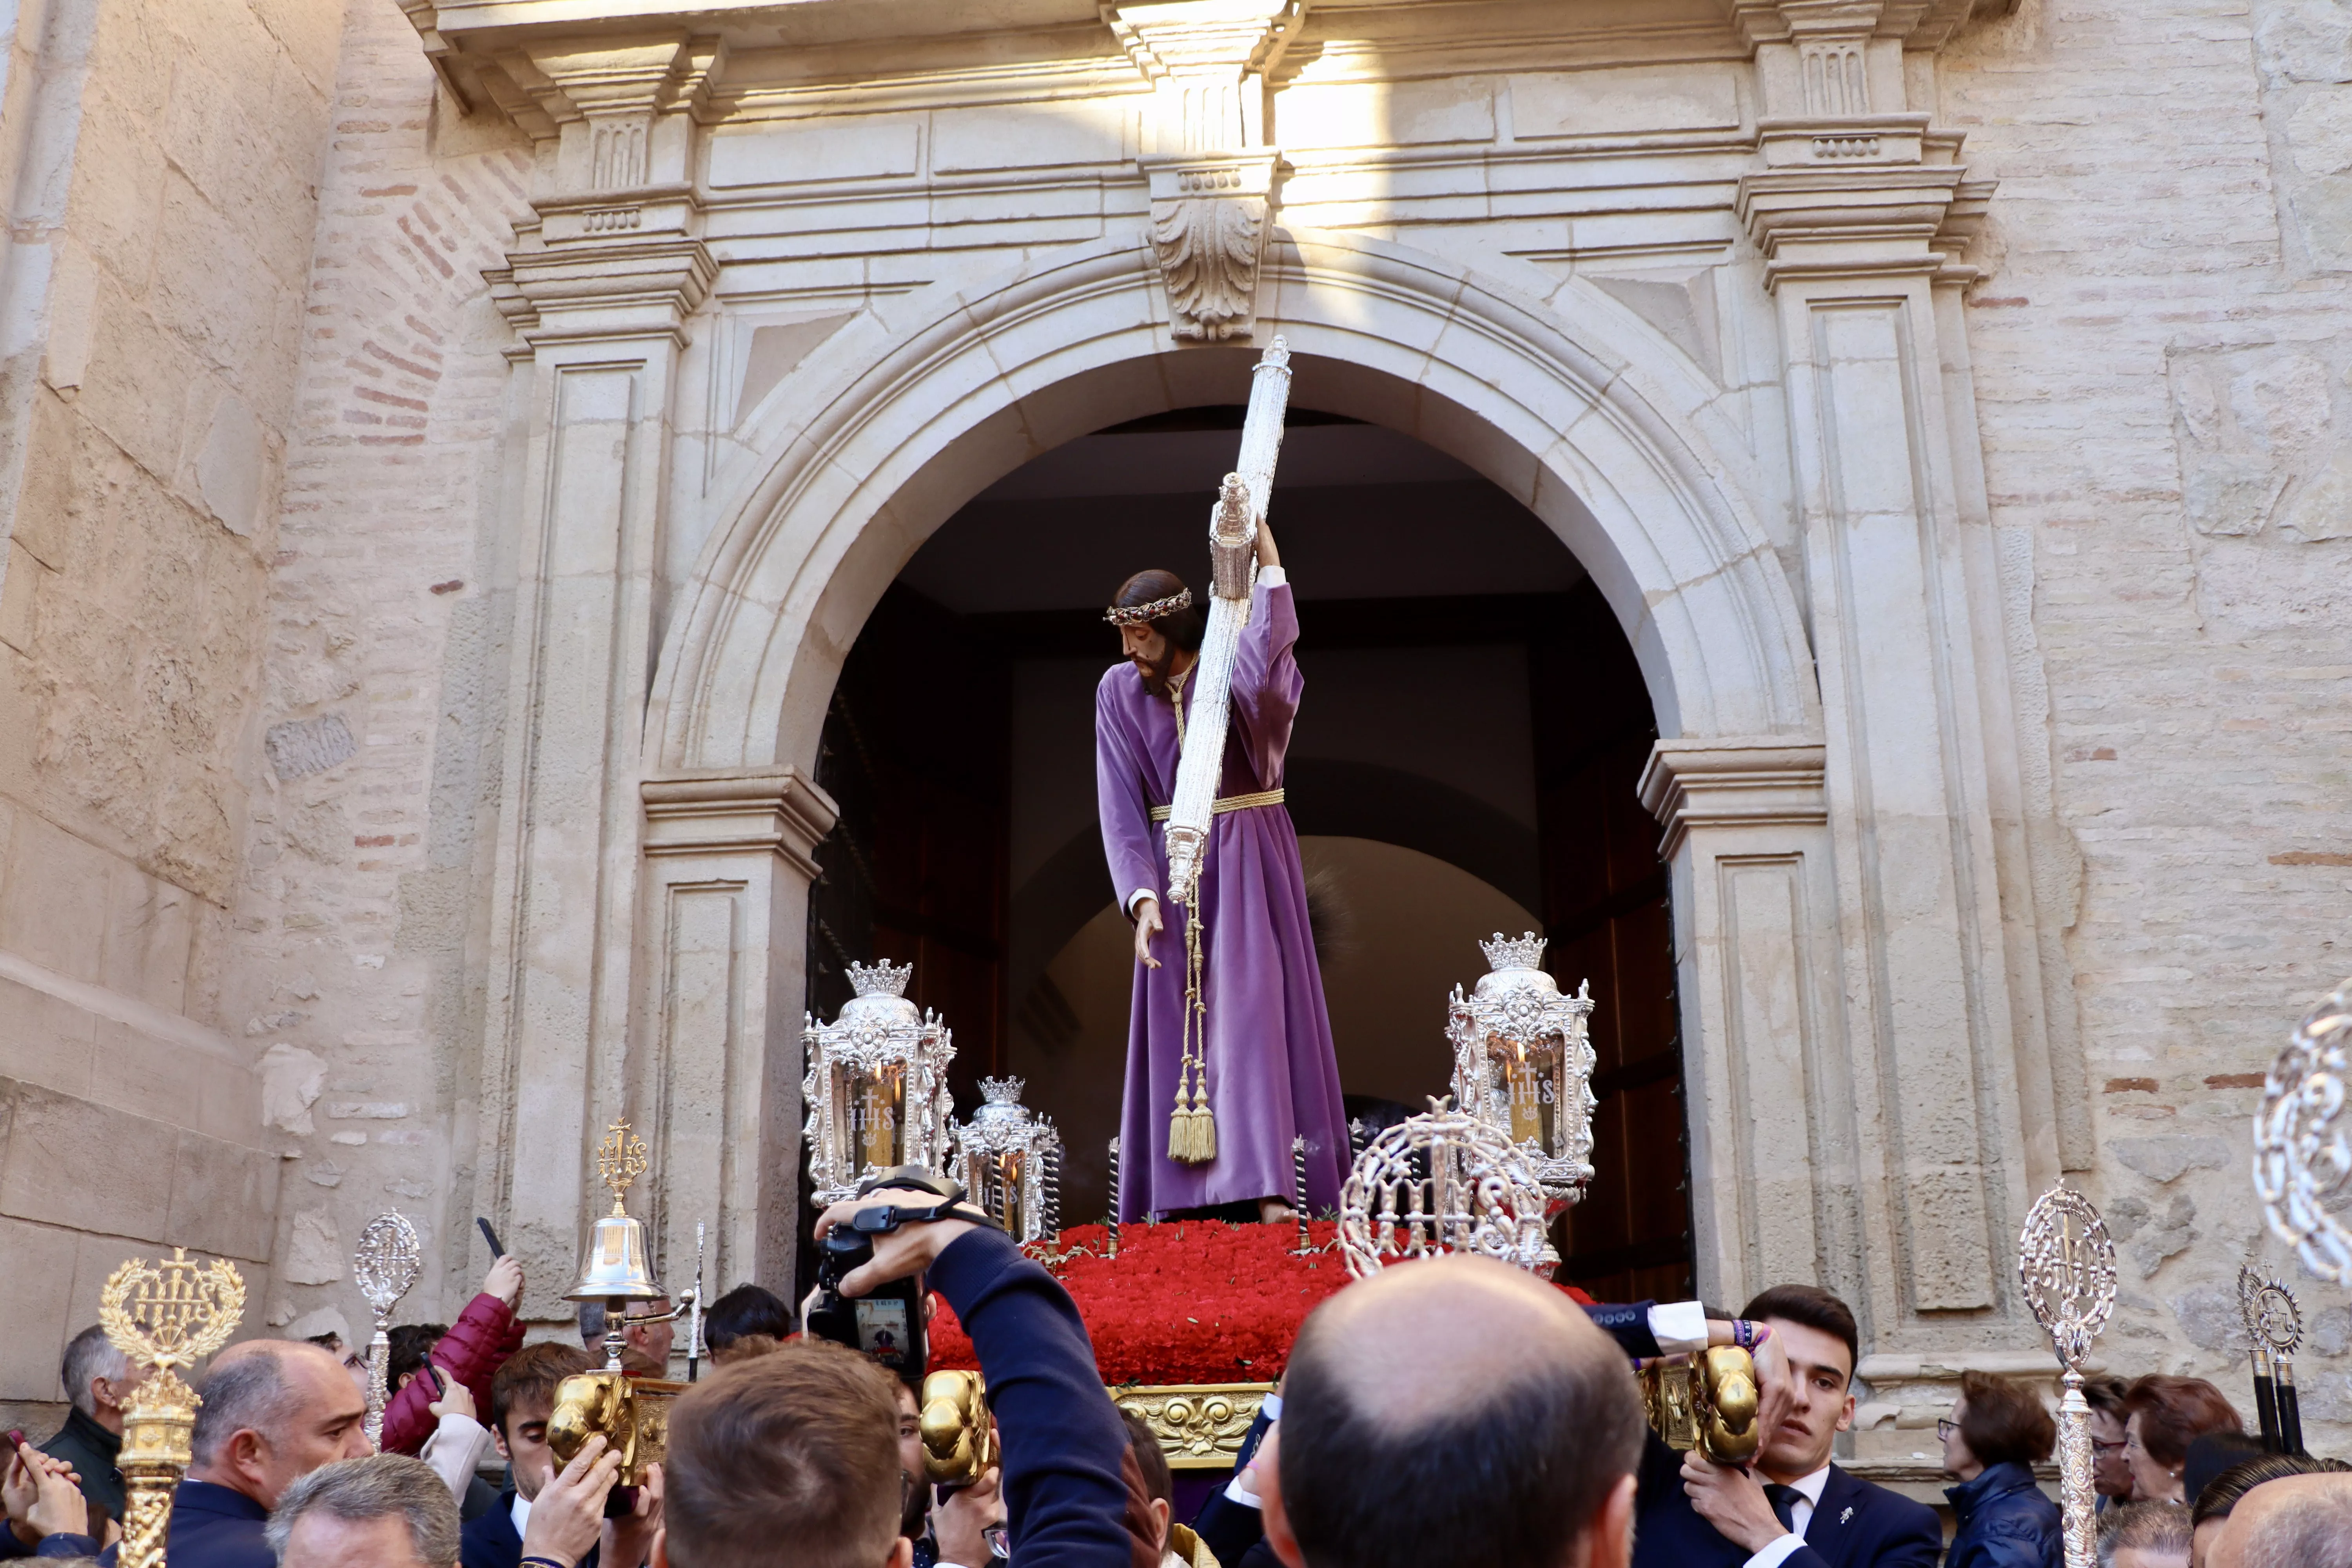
804,1166,973,1383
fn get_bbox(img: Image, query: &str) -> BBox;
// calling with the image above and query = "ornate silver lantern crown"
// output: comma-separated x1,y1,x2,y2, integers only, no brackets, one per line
1337,1098,1557,1279
1479,931,1548,972
846,959,913,1000
1448,932,1597,1203
802,959,956,1205
953,1076,1062,1247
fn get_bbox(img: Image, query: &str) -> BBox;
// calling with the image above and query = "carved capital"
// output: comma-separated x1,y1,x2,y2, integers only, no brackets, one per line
490,238,717,349
1637,739,1828,858
1735,163,1988,290
1144,150,1277,342
641,768,840,880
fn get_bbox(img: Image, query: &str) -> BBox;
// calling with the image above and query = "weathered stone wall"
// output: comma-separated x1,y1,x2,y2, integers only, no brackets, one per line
1938,0,2352,1437
219,0,534,1338
0,0,344,1427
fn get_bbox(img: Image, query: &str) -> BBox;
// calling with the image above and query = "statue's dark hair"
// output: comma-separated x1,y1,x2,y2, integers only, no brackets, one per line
1112,569,1203,653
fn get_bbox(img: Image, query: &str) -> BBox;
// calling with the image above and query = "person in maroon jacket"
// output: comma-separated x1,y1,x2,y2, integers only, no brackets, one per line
379,1256,526,1457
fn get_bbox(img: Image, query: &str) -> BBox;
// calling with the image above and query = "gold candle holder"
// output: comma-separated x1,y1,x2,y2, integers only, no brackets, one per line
99,1248,247,1568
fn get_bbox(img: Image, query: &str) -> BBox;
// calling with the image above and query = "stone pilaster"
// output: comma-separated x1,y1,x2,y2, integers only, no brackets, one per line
637,769,838,1301
1639,742,1854,1314
473,36,718,1321
1728,2,2040,1355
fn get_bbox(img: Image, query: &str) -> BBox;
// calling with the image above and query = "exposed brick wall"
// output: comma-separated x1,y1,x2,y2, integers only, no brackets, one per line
226,0,533,1334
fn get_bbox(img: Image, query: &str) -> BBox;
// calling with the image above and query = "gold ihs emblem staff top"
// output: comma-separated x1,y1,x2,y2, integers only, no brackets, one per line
597,1120,650,1216
100,1248,247,1568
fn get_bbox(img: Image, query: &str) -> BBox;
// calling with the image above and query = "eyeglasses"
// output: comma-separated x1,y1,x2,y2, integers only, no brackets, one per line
1936,1418,1959,1441
2092,1438,2127,1456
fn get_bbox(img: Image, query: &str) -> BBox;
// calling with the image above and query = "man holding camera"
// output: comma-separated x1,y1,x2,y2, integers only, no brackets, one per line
646,1177,1133,1568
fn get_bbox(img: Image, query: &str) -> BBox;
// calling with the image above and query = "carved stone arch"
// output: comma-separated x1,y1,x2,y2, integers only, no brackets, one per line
648,225,1822,781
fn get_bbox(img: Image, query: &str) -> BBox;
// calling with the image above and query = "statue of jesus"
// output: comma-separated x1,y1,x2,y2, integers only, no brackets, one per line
1095,517,1349,1223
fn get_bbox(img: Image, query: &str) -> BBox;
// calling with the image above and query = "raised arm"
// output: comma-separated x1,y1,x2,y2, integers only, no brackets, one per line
822,1194,1134,1568
1226,518,1301,775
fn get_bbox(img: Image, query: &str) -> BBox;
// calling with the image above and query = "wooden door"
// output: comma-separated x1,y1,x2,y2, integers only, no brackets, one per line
1532,581,1695,1303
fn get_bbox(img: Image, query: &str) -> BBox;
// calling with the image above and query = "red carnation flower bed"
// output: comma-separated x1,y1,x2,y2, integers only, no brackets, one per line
927,1220,1592,1387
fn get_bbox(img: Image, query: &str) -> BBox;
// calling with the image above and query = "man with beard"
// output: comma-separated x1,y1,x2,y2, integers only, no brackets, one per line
1095,515,1347,1224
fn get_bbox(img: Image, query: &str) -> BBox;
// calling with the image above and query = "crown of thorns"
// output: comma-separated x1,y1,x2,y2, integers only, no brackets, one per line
1103,589,1192,626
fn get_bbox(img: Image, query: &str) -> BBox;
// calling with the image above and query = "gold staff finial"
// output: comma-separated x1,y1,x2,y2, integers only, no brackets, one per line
100,1249,247,1568
597,1120,650,1217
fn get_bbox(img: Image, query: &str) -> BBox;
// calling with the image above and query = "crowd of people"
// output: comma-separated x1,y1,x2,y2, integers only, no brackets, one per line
4,1186,2347,1568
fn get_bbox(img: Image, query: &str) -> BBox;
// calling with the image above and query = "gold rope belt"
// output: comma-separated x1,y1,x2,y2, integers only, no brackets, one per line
1149,788,1285,823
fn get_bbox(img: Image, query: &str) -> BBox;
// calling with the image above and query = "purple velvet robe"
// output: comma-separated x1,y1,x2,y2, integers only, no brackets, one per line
1095,578,1350,1220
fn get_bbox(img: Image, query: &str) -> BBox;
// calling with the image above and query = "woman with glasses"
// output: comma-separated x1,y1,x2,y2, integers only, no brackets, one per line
2084,1374,2136,1506
2122,1376,2245,1503
1939,1370,2063,1568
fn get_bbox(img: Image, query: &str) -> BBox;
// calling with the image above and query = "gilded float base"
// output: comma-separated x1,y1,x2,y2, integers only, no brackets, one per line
1112,1382,1274,1470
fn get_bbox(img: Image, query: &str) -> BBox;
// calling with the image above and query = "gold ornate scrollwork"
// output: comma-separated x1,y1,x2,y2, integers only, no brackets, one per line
1114,1383,1272,1470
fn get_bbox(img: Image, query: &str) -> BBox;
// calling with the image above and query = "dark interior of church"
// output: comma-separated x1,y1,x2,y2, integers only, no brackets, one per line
804,406,1695,1303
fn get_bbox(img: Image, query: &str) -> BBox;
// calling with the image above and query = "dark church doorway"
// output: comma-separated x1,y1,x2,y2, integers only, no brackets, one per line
804,406,1695,1302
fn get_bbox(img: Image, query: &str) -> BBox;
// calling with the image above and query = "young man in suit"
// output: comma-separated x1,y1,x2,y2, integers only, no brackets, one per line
1656,1284,1941,1568
461,1343,599,1568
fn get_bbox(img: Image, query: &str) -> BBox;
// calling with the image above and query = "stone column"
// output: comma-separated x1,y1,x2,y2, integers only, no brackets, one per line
638,769,837,1300
1639,742,1853,1313
474,36,718,1315
1729,1,2037,1345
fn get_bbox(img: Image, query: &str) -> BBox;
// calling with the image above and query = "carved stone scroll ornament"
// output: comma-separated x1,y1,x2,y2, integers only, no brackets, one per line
1152,190,1266,342
2254,976,2352,1286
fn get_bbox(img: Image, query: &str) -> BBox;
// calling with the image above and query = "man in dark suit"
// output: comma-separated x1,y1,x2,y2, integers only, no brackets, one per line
170,1340,375,1568
460,1343,598,1568
1638,1284,1941,1568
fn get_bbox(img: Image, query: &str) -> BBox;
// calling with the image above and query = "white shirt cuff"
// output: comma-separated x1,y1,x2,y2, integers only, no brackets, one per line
1258,564,1286,588
1126,887,1157,917
418,1412,491,1500
1649,1300,1709,1357
1260,1392,1283,1421
1225,1467,1261,1508
1743,1534,1808,1568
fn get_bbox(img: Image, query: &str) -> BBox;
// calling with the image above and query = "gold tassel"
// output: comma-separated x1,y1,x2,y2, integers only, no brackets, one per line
1167,887,1218,1166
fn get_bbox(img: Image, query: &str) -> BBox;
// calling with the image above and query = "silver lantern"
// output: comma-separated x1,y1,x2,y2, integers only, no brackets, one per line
1447,932,1597,1202
954,1076,1062,1247
802,960,957,1205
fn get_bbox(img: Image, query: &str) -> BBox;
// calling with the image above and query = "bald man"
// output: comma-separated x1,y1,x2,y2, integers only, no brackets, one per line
1256,1255,1645,1568
171,1339,373,1568
2209,1471,2352,1568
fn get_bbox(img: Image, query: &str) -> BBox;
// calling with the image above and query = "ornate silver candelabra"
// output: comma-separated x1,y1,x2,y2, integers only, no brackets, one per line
1337,1097,1557,1278
1446,933,1596,1203
2019,1185,2116,1568
802,960,957,1204
953,1076,1062,1246
353,1211,423,1448
2254,976,2352,1285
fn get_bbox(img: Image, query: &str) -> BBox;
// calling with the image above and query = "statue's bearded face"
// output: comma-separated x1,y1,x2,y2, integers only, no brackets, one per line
1121,621,1179,695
